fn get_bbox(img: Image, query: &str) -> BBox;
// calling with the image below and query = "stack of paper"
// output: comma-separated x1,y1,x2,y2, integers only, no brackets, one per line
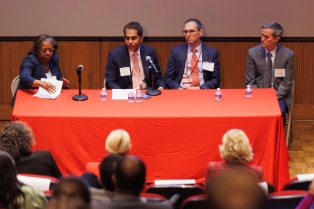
33,78,63,99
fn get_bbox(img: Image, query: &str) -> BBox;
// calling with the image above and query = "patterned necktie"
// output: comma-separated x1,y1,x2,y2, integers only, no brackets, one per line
132,52,140,90
264,52,273,88
191,48,200,86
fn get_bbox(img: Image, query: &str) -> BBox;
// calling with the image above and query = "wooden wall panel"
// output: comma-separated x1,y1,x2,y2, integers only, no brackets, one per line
1,40,314,113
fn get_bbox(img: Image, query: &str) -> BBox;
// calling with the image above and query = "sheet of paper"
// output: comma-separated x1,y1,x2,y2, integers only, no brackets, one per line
33,78,63,99
112,89,136,100
154,179,196,185
296,173,314,180
17,175,51,191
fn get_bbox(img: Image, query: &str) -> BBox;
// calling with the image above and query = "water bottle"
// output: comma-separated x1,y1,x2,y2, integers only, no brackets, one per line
135,90,142,103
128,91,135,103
215,88,222,101
100,88,107,101
245,85,253,98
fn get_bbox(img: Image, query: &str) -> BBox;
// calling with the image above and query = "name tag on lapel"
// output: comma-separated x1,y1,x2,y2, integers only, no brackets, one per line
120,67,131,76
274,69,285,77
203,62,214,72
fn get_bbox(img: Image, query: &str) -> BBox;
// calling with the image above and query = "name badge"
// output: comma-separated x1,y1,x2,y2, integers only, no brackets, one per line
120,67,131,76
203,62,214,72
182,76,192,85
274,69,285,77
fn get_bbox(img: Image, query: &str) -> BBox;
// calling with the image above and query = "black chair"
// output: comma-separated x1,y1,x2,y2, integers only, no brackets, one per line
265,190,307,209
282,178,311,191
145,184,205,209
180,194,208,209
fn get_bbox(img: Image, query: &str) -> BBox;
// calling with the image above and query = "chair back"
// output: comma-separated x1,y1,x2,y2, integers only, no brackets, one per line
265,190,307,209
180,194,208,209
282,178,311,191
140,193,167,202
286,79,295,145
11,75,20,96
85,162,100,176
145,184,205,209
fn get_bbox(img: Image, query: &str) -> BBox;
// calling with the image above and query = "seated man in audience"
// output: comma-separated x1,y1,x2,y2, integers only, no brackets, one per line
94,156,172,209
105,21,165,90
164,18,220,89
90,154,124,205
204,129,263,189
245,22,294,126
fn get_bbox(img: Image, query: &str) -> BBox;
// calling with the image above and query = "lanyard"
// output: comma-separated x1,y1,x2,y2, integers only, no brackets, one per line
185,46,202,76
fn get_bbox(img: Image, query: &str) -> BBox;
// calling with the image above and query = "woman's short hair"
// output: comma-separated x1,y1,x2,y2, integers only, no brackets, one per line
105,129,131,155
0,121,34,160
29,34,58,55
219,129,253,164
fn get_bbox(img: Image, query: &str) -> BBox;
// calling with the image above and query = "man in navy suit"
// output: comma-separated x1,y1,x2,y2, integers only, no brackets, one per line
105,22,165,90
246,22,294,125
164,18,220,89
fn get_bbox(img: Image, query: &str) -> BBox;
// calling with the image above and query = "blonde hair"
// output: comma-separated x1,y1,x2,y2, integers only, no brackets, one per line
105,129,131,155
219,129,253,164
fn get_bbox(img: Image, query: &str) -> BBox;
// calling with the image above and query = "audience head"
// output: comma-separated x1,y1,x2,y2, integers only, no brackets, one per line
123,22,144,52
0,121,34,160
105,129,131,155
112,156,146,196
0,151,23,209
206,171,266,209
261,22,283,51
52,177,90,209
219,129,253,165
99,154,124,192
183,18,203,47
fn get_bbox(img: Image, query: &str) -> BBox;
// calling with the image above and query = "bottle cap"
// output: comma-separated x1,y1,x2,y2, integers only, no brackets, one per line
217,88,220,90
247,85,251,88
102,88,106,91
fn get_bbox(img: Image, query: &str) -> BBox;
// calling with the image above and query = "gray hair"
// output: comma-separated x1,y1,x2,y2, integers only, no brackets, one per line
184,18,203,30
262,22,283,38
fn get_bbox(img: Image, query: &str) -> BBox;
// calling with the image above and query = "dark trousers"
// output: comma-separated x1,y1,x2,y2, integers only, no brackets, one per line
279,98,288,126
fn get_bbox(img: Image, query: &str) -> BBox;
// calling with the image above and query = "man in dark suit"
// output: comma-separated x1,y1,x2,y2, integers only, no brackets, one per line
94,156,172,209
246,22,294,125
105,22,165,90
164,18,220,89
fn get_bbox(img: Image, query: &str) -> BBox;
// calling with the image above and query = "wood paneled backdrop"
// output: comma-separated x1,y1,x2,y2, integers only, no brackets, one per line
1,40,314,121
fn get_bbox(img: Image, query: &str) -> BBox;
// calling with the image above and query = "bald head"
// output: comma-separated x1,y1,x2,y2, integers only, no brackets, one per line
114,156,146,196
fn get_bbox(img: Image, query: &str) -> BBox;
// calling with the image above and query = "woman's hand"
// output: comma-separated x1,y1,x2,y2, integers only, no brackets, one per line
62,77,70,87
41,81,56,94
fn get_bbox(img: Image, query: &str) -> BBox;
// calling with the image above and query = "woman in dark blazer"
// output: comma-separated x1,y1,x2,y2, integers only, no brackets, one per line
10,34,70,107
0,121,62,178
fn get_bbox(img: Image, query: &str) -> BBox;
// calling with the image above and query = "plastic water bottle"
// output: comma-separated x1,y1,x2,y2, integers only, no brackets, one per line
245,85,253,98
135,90,142,103
128,91,135,103
215,88,222,101
100,88,107,101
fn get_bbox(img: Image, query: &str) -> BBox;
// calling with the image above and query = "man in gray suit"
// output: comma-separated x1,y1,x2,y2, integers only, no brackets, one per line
93,156,172,209
246,22,294,125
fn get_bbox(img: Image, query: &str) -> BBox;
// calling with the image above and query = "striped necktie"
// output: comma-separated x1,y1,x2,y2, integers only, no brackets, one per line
264,52,273,88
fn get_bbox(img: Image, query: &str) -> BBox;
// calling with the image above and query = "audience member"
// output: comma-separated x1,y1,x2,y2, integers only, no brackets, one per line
94,156,172,209
10,34,70,107
106,129,131,155
0,150,47,209
90,154,124,205
0,121,62,178
48,177,90,209
206,170,266,209
296,178,314,209
204,129,263,188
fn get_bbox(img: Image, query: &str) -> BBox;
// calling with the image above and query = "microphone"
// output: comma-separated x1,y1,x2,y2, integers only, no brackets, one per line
145,56,159,72
76,65,84,72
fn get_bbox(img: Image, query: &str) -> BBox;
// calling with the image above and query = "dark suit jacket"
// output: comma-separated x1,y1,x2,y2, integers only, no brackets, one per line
245,44,294,110
10,53,63,107
164,43,220,89
94,195,173,209
15,150,62,178
105,44,165,89
204,161,263,189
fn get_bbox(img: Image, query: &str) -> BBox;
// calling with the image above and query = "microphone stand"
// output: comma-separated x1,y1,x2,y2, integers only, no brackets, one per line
72,69,88,101
146,65,161,96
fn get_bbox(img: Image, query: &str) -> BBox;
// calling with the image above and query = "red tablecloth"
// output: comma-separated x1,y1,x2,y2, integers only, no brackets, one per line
12,89,289,190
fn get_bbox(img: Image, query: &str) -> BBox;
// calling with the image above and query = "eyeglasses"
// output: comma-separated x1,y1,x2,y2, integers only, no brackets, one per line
39,48,55,54
182,30,198,35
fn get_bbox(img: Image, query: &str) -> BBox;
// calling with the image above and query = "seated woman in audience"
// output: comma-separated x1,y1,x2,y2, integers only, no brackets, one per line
296,178,314,209
0,150,47,209
204,129,263,189
0,121,62,178
10,34,70,107
105,129,131,155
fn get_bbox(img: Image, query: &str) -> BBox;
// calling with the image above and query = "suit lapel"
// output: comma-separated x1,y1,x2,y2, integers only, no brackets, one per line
202,43,209,61
122,45,132,85
179,44,188,78
273,44,282,69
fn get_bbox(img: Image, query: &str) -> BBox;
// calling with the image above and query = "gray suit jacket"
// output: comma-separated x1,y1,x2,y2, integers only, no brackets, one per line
245,44,294,110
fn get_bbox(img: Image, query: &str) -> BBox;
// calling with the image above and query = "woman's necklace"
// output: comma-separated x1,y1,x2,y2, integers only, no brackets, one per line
42,64,50,72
